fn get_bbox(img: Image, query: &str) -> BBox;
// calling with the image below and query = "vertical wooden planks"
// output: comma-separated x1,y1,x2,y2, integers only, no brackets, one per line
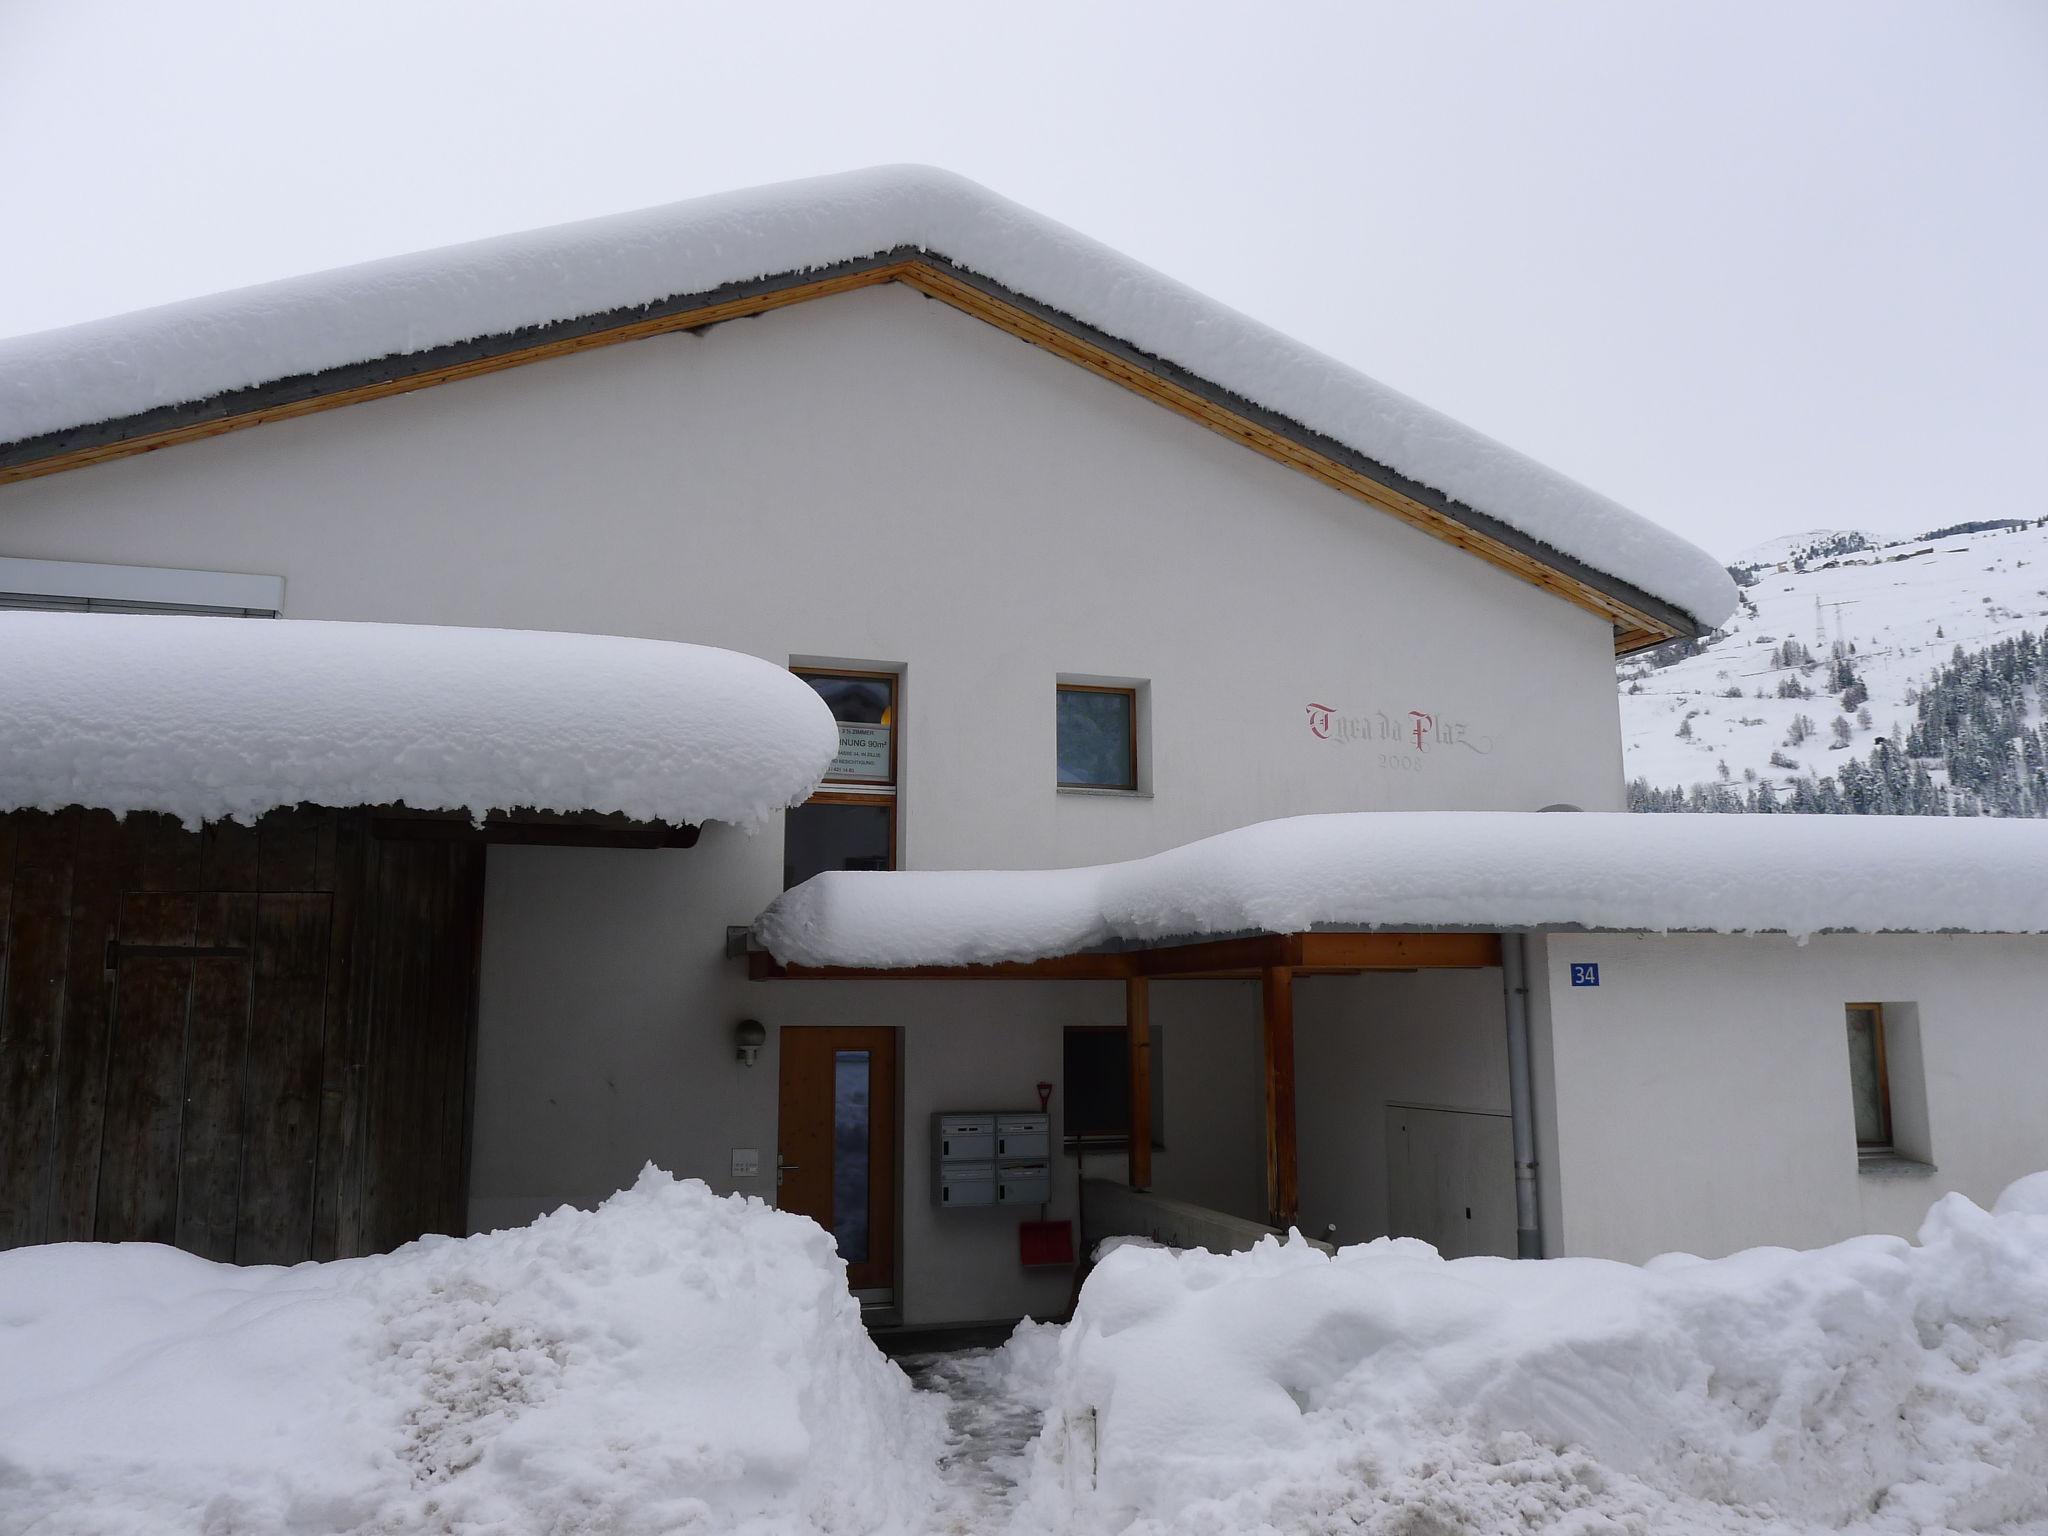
237,894,333,1264
175,894,256,1261
311,812,368,1261
96,893,197,1244
256,805,325,893
198,818,259,893
0,811,74,1248
46,811,129,1240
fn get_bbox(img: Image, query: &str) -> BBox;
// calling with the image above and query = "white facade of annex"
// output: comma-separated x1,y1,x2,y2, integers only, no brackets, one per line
1529,931,2048,1263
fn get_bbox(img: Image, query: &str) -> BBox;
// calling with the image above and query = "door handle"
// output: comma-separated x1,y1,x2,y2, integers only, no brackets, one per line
776,1160,800,1187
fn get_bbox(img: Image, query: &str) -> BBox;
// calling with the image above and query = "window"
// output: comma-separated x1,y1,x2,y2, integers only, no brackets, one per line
1062,1025,1164,1147
785,668,898,888
0,555,284,617
1845,1003,1891,1148
1057,683,1138,790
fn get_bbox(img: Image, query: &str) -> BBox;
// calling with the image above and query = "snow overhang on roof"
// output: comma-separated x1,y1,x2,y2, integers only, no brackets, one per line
0,612,837,830
752,811,2048,968
0,167,1735,648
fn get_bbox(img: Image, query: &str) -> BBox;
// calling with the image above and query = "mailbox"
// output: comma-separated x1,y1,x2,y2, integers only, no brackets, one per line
937,1161,996,1207
932,1110,1053,1211
934,1114,996,1161
997,1161,1052,1205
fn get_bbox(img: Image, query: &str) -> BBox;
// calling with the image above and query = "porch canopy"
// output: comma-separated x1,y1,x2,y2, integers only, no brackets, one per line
751,811,2048,1229
0,610,837,835
754,810,2048,972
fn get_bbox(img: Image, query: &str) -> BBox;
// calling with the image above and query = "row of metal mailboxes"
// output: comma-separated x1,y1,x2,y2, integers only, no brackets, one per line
934,1160,1053,1207
932,1112,1052,1162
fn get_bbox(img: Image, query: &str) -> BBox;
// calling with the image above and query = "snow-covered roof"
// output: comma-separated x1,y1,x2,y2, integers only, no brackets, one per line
0,167,1735,634
752,811,2048,967
0,612,835,829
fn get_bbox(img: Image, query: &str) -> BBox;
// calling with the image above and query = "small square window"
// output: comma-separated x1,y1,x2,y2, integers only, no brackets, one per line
1062,1025,1165,1147
1057,684,1138,790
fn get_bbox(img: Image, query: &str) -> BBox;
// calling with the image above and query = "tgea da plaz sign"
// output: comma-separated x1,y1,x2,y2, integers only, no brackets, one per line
1304,702,1495,771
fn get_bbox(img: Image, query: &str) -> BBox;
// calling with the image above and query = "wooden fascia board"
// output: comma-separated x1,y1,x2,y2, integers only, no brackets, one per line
1,252,1691,653
748,929,1501,981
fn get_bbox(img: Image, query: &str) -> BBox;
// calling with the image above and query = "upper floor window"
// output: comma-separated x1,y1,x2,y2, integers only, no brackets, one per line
1845,1003,1891,1148
0,555,284,617
1057,682,1139,791
786,668,898,888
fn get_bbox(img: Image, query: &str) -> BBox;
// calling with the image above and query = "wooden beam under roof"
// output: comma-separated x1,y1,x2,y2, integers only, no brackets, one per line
747,928,1501,981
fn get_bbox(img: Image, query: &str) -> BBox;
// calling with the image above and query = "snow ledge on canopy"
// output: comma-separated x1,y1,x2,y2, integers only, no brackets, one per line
752,810,2048,969
0,611,838,830
0,166,1736,634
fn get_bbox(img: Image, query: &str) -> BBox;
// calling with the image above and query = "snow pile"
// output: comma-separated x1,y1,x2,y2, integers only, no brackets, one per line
752,810,2048,967
0,166,1734,632
1013,1176,2048,1534
0,611,836,828
0,1170,946,1535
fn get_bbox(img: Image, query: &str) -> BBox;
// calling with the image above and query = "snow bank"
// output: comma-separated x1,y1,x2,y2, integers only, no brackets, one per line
0,166,1734,631
1015,1178,2048,1534
0,611,836,828
0,1170,946,1535
753,810,2048,967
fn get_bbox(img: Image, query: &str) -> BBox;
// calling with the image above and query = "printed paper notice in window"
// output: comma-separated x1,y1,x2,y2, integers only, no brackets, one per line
800,671,896,785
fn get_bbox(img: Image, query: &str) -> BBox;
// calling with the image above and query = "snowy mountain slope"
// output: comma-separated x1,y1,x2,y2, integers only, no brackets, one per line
1621,519,2048,799
1728,528,1880,577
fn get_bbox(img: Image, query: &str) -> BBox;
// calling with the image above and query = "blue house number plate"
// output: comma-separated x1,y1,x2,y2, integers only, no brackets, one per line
1570,963,1600,987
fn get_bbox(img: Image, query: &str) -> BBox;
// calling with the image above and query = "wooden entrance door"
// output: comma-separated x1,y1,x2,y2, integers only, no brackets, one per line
777,1026,897,1292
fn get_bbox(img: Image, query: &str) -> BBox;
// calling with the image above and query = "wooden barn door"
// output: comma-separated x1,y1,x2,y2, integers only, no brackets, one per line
0,807,483,1265
94,891,331,1260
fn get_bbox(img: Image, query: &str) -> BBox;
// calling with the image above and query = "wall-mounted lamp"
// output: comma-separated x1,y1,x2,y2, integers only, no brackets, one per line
734,1018,767,1067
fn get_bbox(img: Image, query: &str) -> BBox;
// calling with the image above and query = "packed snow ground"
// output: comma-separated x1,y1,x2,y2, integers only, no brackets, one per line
5,1174,2048,1535
0,611,837,829
753,810,2048,969
0,166,1734,631
1622,520,2048,796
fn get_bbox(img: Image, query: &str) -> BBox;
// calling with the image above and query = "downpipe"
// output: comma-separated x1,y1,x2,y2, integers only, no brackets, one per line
1502,932,1544,1259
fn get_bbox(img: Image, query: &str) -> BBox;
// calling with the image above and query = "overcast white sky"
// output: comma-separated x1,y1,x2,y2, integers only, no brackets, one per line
2,1,2042,558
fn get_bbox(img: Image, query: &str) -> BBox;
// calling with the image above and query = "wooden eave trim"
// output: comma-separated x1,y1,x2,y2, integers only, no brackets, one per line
0,253,920,490
749,928,1499,981
1,253,1691,653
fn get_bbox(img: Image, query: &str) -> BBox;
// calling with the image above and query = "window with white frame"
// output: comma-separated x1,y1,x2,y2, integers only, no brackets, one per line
0,556,283,617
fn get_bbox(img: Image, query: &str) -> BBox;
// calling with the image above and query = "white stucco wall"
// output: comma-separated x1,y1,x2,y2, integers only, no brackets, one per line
1,280,1629,1322
473,833,1264,1322
1537,931,2048,1263
1295,969,1510,1247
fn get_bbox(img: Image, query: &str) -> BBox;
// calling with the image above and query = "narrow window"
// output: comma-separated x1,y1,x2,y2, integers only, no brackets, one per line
1062,1024,1164,1148
1845,1003,1892,1148
1057,683,1138,790
785,668,898,889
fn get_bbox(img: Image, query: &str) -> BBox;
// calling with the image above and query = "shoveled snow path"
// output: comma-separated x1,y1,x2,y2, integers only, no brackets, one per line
900,1348,1049,1529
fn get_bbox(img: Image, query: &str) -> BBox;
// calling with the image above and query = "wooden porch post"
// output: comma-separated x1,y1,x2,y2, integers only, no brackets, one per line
1126,977,1152,1190
1261,965,1298,1230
